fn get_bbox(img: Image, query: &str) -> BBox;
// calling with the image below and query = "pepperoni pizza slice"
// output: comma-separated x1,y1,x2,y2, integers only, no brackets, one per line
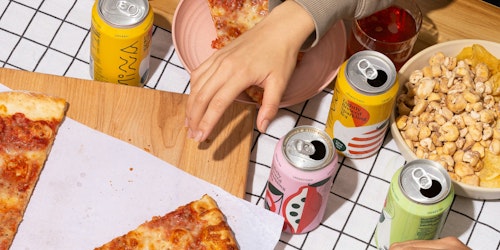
94,194,239,250
0,91,67,249
207,0,269,50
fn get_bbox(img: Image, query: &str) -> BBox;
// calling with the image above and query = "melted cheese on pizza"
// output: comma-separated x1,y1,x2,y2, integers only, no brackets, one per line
0,91,66,250
95,194,239,250
208,0,268,49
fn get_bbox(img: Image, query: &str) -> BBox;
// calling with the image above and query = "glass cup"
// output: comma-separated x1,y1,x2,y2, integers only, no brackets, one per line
346,0,422,70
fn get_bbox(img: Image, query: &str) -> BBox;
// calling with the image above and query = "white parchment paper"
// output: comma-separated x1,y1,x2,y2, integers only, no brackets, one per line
1,85,283,250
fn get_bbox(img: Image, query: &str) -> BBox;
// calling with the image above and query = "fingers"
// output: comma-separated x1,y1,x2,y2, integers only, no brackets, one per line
193,82,245,142
390,240,438,250
256,77,287,133
187,66,287,141
186,61,218,123
186,58,250,142
389,237,470,250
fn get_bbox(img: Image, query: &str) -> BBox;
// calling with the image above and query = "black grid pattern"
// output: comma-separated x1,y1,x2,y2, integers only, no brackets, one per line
1,1,499,249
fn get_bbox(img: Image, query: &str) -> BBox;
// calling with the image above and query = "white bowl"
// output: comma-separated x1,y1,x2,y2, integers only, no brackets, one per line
390,39,500,200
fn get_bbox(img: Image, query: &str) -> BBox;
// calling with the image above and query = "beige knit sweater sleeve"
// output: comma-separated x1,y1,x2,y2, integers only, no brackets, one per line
270,0,395,49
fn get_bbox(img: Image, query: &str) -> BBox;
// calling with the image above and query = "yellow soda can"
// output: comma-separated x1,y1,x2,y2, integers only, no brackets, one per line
90,0,153,86
325,51,399,158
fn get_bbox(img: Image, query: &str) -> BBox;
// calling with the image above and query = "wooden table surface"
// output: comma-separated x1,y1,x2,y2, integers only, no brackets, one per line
0,68,256,198
413,0,500,52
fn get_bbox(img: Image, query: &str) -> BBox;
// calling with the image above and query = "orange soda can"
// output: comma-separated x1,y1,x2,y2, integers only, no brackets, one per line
325,51,399,158
90,0,153,86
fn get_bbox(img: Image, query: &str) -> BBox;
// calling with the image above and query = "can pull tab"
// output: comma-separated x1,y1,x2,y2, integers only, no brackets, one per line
291,139,316,157
357,59,378,80
412,167,432,189
103,0,142,17
115,0,140,16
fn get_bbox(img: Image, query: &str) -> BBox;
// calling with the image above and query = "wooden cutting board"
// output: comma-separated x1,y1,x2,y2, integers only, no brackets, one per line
0,68,256,198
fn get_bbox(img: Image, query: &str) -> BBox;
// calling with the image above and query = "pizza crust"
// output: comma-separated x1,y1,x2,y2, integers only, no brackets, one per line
0,91,67,121
95,194,239,250
0,91,67,250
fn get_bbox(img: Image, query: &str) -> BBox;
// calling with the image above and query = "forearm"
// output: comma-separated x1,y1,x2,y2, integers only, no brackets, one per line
270,0,395,49
263,0,315,53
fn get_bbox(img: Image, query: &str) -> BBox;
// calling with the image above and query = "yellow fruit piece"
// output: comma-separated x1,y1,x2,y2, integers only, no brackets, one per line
478,150,500,188
457,44,500,74
456,46,473,60
490,72,500,96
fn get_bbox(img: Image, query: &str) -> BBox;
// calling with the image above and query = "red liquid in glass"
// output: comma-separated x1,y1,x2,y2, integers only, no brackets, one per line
347,6,419,69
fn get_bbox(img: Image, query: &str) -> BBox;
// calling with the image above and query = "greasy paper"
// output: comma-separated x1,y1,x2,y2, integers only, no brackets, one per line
0,84,283,250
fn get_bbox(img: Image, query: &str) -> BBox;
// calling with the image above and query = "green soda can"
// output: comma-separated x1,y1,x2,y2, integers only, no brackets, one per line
375,159,454,249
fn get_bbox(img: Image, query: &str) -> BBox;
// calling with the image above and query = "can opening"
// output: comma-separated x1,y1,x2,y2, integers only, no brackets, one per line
367,70,388,88
309,140,326,160
356,59,388,88
412,167,443,198
420,180,442,198
290,139,326,161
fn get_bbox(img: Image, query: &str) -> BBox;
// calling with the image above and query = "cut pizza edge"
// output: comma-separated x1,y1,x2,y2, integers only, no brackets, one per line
94,194,239,250
0,90,67,249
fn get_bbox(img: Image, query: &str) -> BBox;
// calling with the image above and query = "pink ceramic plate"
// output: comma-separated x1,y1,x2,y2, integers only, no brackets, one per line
172,0,346,107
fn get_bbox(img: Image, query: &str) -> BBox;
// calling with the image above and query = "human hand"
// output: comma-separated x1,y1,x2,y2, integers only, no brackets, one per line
185,0,315,142
389,237,471,250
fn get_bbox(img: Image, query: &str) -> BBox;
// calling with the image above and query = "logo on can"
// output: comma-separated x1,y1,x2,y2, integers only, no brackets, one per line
264,126,339,234
325,51,399,158
90,0,153,87
375,159,454,249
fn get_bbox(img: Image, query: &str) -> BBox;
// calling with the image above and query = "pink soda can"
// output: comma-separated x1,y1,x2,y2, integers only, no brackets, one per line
265,126,339,234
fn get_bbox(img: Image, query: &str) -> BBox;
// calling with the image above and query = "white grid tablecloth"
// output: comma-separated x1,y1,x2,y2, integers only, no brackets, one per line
0,0,499,249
